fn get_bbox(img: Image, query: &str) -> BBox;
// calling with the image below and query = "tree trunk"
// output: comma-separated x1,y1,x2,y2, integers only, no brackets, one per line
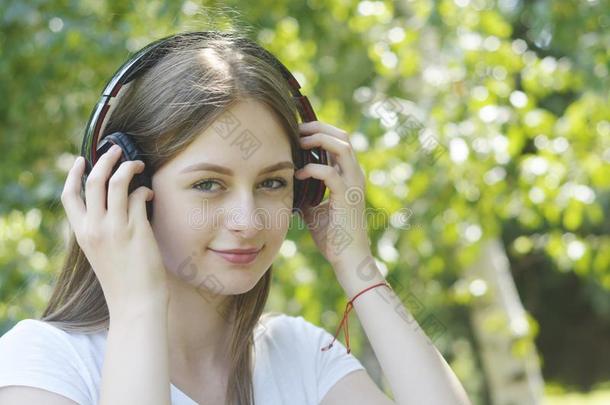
467,238,545,405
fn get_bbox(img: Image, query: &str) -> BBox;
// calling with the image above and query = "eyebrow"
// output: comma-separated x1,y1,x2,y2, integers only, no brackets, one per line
180,161,295,175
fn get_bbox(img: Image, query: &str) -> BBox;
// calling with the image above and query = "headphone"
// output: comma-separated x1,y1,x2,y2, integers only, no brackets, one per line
80,31,329,221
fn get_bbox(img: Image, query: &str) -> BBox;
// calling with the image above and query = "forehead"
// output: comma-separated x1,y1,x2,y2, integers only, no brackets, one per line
172,99,293,171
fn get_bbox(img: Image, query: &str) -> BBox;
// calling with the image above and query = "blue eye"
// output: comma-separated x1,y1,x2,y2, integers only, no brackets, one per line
193,178,288,193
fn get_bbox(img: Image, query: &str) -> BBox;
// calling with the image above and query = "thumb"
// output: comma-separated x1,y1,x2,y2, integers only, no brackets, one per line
128,186,154,224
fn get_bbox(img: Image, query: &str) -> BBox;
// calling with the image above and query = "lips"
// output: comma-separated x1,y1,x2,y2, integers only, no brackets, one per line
209,247,262,254
208,246,263,265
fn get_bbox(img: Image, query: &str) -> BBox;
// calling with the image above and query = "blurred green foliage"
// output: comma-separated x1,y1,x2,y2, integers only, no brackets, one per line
1,0,609,404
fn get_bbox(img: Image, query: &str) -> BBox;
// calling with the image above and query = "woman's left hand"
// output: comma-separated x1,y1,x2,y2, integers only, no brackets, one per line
294,120,372,273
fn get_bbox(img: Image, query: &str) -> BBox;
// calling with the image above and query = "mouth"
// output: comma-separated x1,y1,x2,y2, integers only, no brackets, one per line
208,245,264,265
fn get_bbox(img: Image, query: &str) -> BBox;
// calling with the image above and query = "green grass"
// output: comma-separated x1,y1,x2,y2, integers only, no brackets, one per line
543,383,610,405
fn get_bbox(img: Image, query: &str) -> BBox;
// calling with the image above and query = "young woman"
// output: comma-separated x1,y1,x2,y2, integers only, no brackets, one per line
0,31,471,405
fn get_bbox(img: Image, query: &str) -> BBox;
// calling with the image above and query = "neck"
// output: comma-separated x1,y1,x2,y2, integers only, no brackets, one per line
166,270,235,375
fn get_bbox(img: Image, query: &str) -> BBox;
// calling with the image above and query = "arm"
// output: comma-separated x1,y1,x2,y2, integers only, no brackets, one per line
294,120,472,404
332,254,472,405
0,386,79,404
0,296,171,405
99,295,171,405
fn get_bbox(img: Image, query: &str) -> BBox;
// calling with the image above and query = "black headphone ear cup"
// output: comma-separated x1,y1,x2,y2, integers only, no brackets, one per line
293,143,329,213
292,177,324,215
292,178,304,215
94,132,154,221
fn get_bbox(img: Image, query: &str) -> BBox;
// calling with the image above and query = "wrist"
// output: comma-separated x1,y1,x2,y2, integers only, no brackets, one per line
335,255,387,298
322,256,390,355
108,291,169,325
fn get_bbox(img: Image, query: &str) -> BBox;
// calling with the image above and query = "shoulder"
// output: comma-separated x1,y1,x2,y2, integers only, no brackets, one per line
0,318,106,364
258,311,327,333
255,312,365,402
256,312,326,345
257,312,365,368
0,318,68,352
0,319,104,405
259,312,347,350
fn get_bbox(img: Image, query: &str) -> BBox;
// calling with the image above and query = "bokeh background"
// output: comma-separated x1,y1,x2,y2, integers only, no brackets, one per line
1,1,608,404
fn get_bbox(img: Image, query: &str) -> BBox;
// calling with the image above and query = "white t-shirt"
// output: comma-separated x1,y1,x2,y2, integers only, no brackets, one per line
0,313,364,404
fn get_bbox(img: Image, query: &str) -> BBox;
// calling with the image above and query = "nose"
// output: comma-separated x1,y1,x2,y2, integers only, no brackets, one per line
224,192,266,238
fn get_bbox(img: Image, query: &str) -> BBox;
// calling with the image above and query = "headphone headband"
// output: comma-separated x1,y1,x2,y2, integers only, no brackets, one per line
81,31,327,213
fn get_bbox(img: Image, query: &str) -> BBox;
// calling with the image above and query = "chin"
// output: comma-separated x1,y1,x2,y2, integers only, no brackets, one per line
190,271,265,300
195,261,269,291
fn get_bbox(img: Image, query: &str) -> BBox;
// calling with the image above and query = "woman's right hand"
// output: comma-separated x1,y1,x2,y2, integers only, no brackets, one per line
61,144,168,316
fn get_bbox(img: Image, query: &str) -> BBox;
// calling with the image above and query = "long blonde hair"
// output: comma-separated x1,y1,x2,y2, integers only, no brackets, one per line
41,30,303,405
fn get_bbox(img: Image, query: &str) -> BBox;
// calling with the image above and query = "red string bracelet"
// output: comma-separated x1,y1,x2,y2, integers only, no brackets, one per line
320,281,391,354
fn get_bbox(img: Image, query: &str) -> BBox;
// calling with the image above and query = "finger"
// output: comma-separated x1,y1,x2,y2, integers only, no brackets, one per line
302,198,330,222
328,153,342,175
107,160,146,224
128,186,154,228
61,156,87,231
295,163,346,195
298,120,349,142
299,133,359,179
85,145,124,218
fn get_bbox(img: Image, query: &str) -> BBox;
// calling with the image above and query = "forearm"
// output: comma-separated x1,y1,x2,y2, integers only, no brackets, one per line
334,255,472,405
99,296,171,405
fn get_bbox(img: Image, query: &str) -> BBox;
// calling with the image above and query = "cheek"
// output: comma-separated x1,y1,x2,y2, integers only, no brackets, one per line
151,197,213,268
261,210,292,255
259,204,293,232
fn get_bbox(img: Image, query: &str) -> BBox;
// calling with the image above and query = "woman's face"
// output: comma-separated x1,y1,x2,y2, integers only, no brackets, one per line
150,98,295,295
